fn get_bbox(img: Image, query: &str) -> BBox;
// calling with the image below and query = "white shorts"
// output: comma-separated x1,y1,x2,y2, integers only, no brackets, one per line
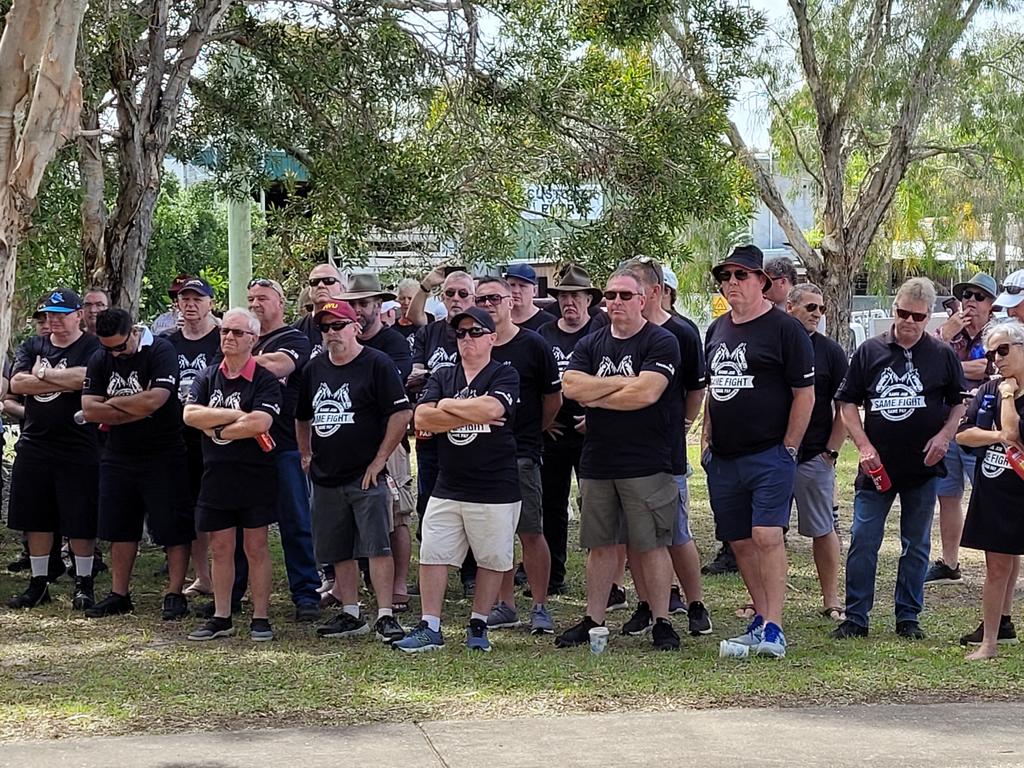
419,496,521,572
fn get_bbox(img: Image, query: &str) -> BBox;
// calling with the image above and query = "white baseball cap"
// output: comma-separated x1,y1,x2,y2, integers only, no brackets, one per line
661,264,679,291
995,270,1024,309
380,300,400,313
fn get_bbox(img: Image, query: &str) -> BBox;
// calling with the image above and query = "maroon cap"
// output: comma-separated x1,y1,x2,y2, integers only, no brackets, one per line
314,301,358,323
168,273,195,296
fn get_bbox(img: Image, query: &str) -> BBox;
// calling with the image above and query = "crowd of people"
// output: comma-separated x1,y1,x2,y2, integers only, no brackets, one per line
3,249,1023,661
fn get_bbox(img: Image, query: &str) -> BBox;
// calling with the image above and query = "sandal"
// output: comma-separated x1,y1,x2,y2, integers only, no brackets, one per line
819,606,846,622
734,602,756,619
183,580,212,598
392,598,409,613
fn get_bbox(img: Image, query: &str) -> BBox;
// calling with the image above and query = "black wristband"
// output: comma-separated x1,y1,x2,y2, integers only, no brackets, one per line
419,283,430,293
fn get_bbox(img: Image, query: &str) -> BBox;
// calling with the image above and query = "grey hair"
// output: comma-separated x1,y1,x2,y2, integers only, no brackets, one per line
442,270,474,289
222,307,261,335
397,277,419,294
894,277,937,309
764,256,798,284
607,268,644,291
788,282,823,305
983,318,1024,347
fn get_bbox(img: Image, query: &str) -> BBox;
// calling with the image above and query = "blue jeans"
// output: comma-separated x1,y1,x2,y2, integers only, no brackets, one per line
844,478,937,628
233,450,320,608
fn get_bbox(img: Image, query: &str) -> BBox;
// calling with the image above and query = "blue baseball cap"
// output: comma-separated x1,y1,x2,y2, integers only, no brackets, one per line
178,278,214,298
504,263,537,285
41,288,82,314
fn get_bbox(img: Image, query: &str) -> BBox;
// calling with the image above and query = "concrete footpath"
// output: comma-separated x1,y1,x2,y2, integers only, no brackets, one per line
1,702,1020,767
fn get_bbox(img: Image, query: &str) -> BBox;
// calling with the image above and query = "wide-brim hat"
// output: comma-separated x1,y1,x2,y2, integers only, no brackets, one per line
547,264,602,303
711,245,772,291
953,272,998,302
337,273,396,301
995,269,1024,309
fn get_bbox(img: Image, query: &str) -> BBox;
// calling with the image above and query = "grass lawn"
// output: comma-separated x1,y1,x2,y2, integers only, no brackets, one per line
1,444,1022,741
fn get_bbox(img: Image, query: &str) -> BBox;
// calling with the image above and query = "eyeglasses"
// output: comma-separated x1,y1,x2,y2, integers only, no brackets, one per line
802,302,826,314
603,290,637,301
101,339,131,353
455,326,490,339
984,342,1023,362
717,269,751,283
220,327,255,338
319,320,355,333
444,288,472,299
894,307,929,322
308,277,339,287
1003,284,1024,295
474,294,509,306
961,289,991,302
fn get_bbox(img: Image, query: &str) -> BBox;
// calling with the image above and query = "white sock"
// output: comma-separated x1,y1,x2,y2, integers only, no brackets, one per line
423,614,441,632
470,612,488,623
30,556,49,578
377,607,393,619
75,556,94,578
343,604,360,618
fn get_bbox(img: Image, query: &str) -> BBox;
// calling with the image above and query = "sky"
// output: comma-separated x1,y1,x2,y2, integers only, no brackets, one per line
728,0,790,150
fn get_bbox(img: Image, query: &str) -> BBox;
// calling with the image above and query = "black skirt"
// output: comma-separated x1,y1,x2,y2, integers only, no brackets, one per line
960,444,1024,556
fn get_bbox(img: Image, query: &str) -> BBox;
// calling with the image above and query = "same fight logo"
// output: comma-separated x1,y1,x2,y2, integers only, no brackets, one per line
869,367,925,422
311,382,355,436
709,343,754,402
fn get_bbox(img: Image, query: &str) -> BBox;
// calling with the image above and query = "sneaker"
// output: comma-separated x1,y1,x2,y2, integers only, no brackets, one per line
6,552,30,572
84,591,134,618
467,618,491,652
830,619,869,640
188,616,235,641
530,603,555,635
960,617,1019,646
513,562,528,588
250,618,275,642
316,578,335,595
607,584,628,612
728,615,765,646
924,558,962,585
554,615,601,648
374,614,406,643
687,601,713,636
393,621,445,652
72,576,95,611
652,617,680,650
668,586,687,615
462,580,475,599
295,603,321,622
317,612,370,638
161,592,189,621
754,622,787,658
895,620,925,639
195,600,242,619
622,601,653,635
6,576,51,609
487,601,521,629
701,543,738,576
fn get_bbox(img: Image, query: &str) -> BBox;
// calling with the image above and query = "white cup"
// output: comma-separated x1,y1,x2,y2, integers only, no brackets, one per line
719,640,750,659
589,625,609,654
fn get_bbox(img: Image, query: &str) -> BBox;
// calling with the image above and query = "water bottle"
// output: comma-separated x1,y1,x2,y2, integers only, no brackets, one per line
976,393,996,430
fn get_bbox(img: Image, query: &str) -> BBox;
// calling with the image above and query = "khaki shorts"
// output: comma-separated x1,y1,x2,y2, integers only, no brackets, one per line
386,444,416,533
419,496,521,572
579,473,678,552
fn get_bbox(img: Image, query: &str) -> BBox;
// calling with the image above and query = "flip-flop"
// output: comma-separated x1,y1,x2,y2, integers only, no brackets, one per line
392,599,409,613
734,602,756,619
183,582,212,598
819,606,846,622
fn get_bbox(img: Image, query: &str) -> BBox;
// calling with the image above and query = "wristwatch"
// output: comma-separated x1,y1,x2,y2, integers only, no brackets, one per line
213,425,226,440
36,366,46,381
419,283,431,294
826,449,839,460
785,446,799,461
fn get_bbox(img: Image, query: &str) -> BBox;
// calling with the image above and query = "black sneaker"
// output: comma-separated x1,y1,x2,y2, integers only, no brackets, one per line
622,601,653,635
85,591,134,618
250,618,274,642
830,619,869,639
462,579,476,599
6,576,51,609
317,612,370,638
895,620,925,639
513,562,528,588
652,617,680,651
960,617,1019,646
687,601,713,635
701,543,738,576
668,585,687,615
374,614,406,643
195,600,242,619
6,552,30,573
924,558,962,585
72,576,95,611
93,552,108,575
161,592,189,621
607,584,627,612
295,603,321,622
188,616,234,641
555,615,602,648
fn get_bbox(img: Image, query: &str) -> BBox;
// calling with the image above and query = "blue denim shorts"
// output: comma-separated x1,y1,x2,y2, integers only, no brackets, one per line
935,442,976,497
703,444,796,542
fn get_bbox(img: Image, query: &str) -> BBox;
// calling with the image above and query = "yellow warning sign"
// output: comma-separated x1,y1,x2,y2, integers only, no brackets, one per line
711,295,730,318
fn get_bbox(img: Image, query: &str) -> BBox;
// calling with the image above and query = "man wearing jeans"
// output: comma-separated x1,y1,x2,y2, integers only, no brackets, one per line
832,277,965,640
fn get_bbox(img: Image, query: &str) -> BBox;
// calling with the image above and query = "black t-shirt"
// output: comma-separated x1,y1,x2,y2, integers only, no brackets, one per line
363,326,413,382
293,314,324,360
800,332,849,461
516,308,557,332
187,362,282,506
538,317,602,450
836,329,964,490
12,333,101,462
84,335,184,456
394,320,418,352
959,380,1024,510
166,327,222,404
705,308,815,459
253,326,311,452
411,319,459,375
490,328,561,461
296,348,412,486
567,322,680,479
420,361,521,503
660,315,706,475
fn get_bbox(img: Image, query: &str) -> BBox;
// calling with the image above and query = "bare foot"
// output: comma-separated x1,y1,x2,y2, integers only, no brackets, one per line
966,647,998,661
183,578,212,597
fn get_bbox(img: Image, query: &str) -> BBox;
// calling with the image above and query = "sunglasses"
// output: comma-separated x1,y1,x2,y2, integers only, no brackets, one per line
248,278,275,289
1002,284,1023,295
474,294,509,306
895,307,929,322
984,342,1023,362
717,269,751,283
802,302,826,314
220,327,255,338
308,277,339,287
603,290,637,301
102,338,131,353
443,288,472,299
319,320,355,333
961,289,991,302
455,326,490,339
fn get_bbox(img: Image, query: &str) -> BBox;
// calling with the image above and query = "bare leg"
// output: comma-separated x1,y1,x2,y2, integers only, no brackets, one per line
812,530,842,610
189,532,212,591
937,494,964,568
368,554,395,611
242,526,272,620
751,526,787,626
165,543,190,595
1002,556,1020,615
110,541,138,595
585,545,622,623
520,532,550,605
472,567,505,618
669,541,703,603
967,552,1015,661
26,531,54,558
391,523,411,601
630,553,647,602
418,563,450,619
730,538,767,616
68,537,97,561
209,528,236,618
331,560,360,605
636,547,673,620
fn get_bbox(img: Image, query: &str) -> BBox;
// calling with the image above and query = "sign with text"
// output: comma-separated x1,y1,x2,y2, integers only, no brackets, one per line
523,184,603,221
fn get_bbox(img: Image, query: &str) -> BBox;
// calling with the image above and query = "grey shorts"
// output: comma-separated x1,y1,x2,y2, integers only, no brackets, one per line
310,479,393,563
671,474,693,547
792,455,837,538
579,473,677,552
516,458,544,535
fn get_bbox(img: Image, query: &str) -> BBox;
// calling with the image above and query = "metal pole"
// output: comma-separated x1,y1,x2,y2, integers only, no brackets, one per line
227,196,252,309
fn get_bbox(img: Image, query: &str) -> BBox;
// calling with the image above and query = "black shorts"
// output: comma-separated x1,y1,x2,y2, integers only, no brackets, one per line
7,455,99,539
196,503,277,533
184,433,204,509
98,453,195,546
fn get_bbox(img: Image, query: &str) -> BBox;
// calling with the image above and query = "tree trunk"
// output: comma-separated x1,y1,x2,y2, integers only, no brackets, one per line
805,243,856,352
992,210,1007,282
103,154,162,316
79,102,106,285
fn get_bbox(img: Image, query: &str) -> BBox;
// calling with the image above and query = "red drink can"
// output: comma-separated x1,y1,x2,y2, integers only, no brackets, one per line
1005,446,1024,482
255,432,275,452
866,464,892,492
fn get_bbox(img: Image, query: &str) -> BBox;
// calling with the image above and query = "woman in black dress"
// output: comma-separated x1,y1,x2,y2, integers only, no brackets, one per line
956,319,1024,660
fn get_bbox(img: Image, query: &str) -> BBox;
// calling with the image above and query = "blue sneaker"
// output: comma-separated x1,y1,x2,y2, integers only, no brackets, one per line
754,622,787,658
467,619,491,652
728,614,765,646
393,621,445,653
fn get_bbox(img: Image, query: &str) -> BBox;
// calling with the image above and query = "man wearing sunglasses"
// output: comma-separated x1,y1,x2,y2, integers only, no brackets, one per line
995,270,1024,322
833,277,965,641
927,272,998,587
293,263,347,359
81,308,193,619
295,301,412,644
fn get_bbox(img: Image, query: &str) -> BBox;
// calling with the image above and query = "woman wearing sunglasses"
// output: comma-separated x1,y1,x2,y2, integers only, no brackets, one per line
955,319,1024,659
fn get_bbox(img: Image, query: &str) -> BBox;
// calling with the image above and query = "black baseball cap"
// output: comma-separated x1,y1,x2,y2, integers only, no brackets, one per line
448,307,496,332
40,288,83,314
